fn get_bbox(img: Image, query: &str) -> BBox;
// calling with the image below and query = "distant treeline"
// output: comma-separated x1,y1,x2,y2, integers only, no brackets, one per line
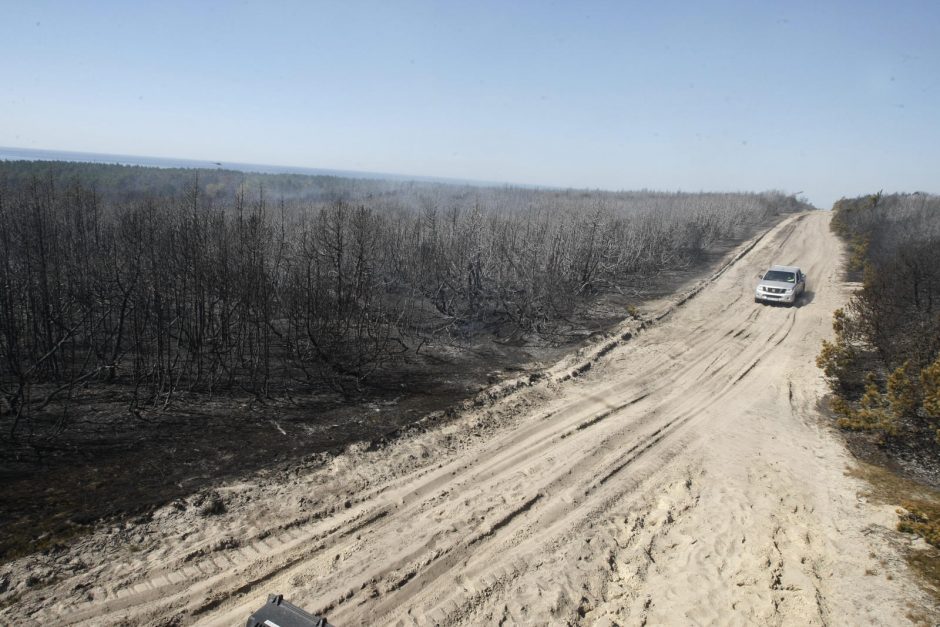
0,159,426,204
817,192,940,452
0,161,808,446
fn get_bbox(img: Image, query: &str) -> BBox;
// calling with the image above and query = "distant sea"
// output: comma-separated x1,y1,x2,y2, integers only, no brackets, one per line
0,146,494,187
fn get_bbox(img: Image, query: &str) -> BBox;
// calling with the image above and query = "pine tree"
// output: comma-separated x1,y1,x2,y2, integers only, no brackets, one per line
886,360,919,420
921,356,940,418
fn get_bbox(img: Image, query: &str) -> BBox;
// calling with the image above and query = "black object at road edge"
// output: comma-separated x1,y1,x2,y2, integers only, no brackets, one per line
245,594,333,627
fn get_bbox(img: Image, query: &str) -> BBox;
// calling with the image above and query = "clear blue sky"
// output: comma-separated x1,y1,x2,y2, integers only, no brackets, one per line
2,1,939,208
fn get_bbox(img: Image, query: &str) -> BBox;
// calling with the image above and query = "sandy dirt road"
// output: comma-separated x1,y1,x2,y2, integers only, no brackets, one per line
3,211,936,625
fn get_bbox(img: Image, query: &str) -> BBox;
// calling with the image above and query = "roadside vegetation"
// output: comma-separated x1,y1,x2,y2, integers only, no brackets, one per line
817,191,940,547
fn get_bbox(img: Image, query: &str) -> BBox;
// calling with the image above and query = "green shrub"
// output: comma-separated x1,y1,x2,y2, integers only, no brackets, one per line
836,373,897,435
816,308,863,394
887,360,920,420
922,357,940,418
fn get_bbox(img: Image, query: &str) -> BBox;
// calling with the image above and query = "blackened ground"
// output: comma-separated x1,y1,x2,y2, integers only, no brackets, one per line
836,420,940,490
0,231,764,564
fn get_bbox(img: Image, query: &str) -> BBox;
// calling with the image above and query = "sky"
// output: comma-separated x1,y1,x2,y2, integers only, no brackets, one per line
2,1,939,208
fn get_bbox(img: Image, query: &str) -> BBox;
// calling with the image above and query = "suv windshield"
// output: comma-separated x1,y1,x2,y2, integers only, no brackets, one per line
763,270,796,283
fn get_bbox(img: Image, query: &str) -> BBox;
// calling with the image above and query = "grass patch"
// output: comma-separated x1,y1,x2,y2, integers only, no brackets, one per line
898,503,940,548
848,461,940,600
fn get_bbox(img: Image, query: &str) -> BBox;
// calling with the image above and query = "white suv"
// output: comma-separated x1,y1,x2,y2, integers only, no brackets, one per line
755,265,806,306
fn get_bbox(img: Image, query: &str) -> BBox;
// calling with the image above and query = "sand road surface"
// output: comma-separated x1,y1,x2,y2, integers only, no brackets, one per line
4,211,936,625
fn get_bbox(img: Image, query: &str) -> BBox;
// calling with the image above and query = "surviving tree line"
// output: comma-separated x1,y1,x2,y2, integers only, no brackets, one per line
817,192,940,452
0,161,806,447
